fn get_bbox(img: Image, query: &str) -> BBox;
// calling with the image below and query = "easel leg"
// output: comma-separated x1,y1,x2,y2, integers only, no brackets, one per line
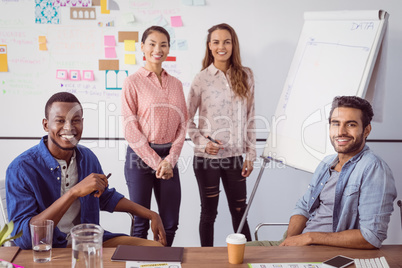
236,157,269,234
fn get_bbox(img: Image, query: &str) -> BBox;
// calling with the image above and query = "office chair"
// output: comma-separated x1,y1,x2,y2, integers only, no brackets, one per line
0,179,15,247
254,222,288,241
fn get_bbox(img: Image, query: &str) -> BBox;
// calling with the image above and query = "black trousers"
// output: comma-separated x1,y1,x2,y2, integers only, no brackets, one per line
193,156,252,247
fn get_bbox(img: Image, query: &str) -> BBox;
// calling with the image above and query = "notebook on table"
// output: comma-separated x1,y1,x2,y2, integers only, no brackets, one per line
111,245,184,262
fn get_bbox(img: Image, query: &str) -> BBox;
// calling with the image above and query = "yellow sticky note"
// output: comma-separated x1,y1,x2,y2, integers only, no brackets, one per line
0,45,8,72
38,36,46,43
101,0,110,14
39,43,47,51
124,54,136,65
124,40,135,52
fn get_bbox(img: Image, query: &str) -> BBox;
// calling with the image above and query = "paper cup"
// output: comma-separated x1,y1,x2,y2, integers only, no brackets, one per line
226,233,246,264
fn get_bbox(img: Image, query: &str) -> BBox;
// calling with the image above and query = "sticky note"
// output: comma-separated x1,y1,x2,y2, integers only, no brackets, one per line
83,70,94,81
104,35,116,46
124,40,135,52
193,0,206,5
99,59,119,70
182,0,193,5
177,40,188,50
38,36,46,43
170,16,183,27
56,69,68,80
118,31,138,42
105,47,116,58
39,43,47,51
154,15,168,27
124,54,136,65
0,45,8,72
101,0,110,14
69,70,81,81
121,13,135,24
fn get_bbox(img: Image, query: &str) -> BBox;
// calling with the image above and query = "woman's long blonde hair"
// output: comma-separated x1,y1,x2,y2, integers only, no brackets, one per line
202,23,250,99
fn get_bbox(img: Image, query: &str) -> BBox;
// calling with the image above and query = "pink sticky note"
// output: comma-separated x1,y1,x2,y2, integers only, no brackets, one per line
83,70,94,81
104,35,116,46
105,47,116,58
69,70,81,81
171,16,183,27
56,69,68,80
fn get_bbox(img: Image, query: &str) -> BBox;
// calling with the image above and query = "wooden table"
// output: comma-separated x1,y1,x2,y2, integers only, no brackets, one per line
0,247,20,263
8,245,402,267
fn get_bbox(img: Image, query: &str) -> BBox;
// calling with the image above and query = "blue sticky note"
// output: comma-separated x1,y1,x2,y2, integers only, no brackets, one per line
177,40,188,50
182,0,193,5
193,0,206,5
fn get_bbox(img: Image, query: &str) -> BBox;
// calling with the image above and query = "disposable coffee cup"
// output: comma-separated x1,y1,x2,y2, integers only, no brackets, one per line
226,233,246,264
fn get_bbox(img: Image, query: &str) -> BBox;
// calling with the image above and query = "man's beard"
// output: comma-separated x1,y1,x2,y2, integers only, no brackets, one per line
49,136,76,151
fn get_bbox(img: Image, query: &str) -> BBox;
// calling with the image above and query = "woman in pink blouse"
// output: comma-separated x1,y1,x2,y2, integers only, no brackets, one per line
187,23,256,246
122,26,187,247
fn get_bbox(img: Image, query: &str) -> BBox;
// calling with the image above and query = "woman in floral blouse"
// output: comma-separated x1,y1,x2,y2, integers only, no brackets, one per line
187,23,256,246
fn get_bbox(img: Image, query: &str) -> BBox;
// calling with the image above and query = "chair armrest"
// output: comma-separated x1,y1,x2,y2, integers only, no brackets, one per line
254,223,288,241
125,212,135,236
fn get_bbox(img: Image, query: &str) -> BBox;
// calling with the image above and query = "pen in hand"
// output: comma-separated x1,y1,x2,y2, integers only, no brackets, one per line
207,136,218,143
91,173,111,195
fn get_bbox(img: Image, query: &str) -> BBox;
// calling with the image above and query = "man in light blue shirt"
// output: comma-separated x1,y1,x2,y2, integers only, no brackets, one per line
280,96,397,249
248,96,396,248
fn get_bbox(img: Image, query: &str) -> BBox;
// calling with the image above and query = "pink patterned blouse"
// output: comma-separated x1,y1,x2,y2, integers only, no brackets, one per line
122,67,188,170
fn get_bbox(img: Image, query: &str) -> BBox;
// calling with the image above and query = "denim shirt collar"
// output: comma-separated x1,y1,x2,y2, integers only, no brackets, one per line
326,144,370,170
39,135,83,172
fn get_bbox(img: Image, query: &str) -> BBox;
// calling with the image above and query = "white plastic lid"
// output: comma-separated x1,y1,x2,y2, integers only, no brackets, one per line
226,233,246,244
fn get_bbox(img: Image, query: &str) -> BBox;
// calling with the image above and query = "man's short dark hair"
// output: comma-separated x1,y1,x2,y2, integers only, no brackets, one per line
45,92,82,119
329,96,374,129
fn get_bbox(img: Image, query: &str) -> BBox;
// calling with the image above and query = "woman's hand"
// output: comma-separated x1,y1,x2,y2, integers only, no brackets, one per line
156,160,174,180
241,160,254,177
205,139,223,155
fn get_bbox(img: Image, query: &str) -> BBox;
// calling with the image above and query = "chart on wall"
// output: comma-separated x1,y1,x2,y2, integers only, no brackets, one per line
0,0,206,138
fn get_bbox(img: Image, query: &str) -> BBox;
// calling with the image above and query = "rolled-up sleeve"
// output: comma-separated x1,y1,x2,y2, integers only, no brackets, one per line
358,160,397,248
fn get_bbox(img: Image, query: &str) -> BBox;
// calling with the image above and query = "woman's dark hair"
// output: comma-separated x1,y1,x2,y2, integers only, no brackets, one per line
141,26,170,47
329,96,374,129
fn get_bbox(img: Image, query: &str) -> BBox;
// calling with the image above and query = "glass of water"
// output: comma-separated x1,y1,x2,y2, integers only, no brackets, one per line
30,219,54,263
71,224,104,268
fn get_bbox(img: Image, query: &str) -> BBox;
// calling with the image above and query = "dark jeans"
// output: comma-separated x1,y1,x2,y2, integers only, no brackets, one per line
124,144,181,247
193,156,252,247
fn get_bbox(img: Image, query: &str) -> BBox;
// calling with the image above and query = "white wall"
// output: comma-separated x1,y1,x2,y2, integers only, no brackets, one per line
0,0,401,246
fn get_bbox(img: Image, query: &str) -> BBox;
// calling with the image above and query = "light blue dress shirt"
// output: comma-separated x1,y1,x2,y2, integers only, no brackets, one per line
291,145,397,248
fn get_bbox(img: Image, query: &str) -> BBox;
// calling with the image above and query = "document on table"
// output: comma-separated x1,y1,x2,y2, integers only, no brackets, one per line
126,261,181,268
248,263,322,268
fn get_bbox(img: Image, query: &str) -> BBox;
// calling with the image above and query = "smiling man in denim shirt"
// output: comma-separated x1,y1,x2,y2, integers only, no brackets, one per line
278,96,397,249
249,96,397,249
6,92,167,249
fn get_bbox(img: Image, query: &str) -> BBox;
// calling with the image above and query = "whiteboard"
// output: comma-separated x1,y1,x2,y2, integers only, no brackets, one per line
0,1,201,138
262,10,388,173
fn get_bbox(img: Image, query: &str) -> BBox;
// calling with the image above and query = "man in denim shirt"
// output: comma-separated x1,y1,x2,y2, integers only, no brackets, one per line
6,92,167,249
278,96,397,249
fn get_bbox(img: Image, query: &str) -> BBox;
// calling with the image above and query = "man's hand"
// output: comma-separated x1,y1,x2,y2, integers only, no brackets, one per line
72,173,109,198
242,160,254,177
279,233,312,246
150,212,167,246
156,160,173,180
